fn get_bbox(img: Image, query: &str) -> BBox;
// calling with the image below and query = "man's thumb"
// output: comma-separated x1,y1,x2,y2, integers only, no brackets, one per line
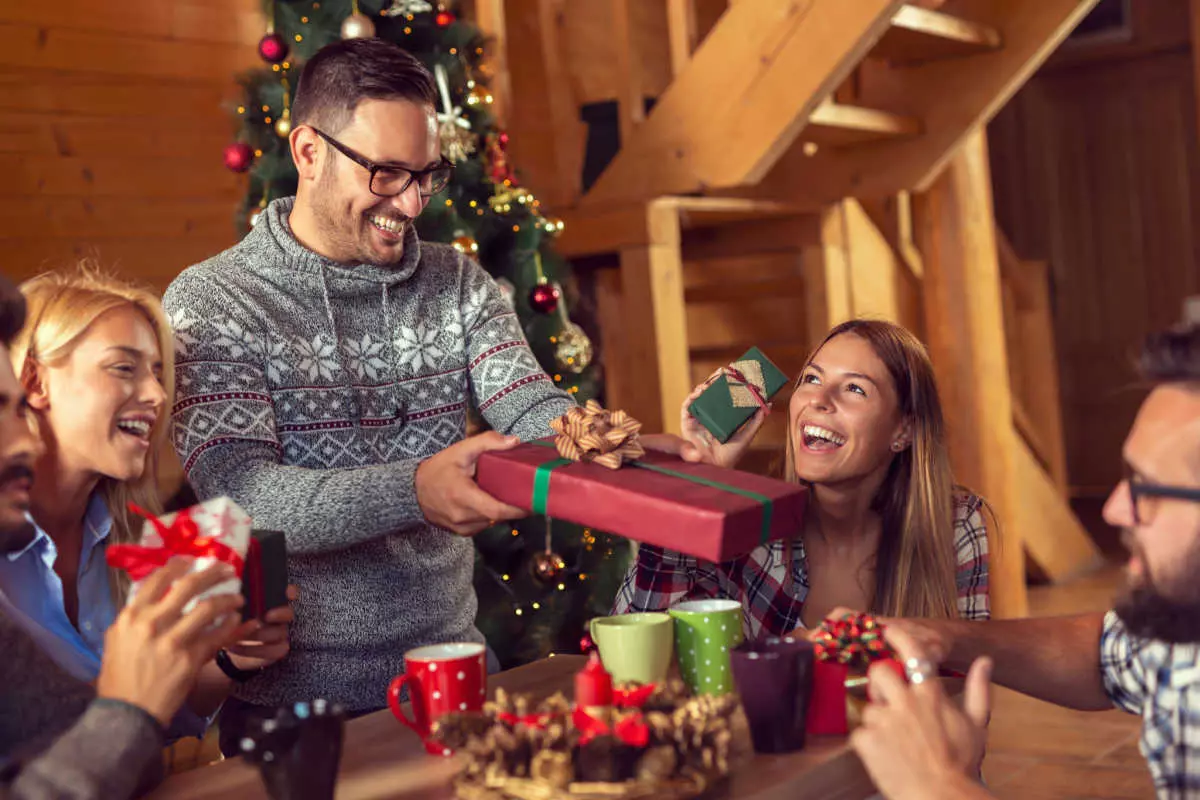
459,430,520,463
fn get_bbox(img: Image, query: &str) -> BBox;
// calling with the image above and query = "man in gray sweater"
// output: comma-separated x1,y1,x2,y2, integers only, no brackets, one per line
163,38,575,739
0,273,253,799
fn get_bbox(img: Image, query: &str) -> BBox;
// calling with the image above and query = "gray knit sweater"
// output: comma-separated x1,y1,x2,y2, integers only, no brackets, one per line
163,197,573,711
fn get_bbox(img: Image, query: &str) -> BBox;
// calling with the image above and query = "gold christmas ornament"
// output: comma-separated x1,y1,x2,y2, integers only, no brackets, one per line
450,234,478,255
554,323,593,373
274,115,292,138
340,12,376,38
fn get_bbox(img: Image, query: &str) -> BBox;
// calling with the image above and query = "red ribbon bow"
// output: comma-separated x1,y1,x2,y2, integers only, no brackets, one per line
723,365,770,411
572,707,649,747
106,503,245,581
812,612,894,669
613,684,656,709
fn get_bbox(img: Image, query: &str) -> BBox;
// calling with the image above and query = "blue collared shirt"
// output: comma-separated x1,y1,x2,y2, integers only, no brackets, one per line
0,493,114,682
0,493,209,740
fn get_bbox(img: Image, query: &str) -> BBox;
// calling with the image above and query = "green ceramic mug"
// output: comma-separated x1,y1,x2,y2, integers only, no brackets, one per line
589,612,674,685
669,599,744,695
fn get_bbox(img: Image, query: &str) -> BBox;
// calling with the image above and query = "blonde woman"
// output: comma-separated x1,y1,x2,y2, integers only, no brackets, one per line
614,319,990,637
1,266,295,739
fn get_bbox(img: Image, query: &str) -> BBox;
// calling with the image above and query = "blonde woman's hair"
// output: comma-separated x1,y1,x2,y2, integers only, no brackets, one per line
11,264,174,603
784,319,960,620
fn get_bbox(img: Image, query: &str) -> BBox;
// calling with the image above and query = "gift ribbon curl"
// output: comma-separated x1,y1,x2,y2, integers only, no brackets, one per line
549,399,644,470
811,612,895,671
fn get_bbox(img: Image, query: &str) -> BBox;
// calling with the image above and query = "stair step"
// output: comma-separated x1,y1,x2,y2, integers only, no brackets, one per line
873,5,1003,64
805,100,922,148
685,277,807,303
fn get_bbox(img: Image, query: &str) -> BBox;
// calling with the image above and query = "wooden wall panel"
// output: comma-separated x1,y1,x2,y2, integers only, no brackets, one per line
0,0,255,291
989,24,1200,495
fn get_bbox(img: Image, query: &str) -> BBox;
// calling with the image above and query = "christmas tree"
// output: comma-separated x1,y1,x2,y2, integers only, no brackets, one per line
221,0,630,667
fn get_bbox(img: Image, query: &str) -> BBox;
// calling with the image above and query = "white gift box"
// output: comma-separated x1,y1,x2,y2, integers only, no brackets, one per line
126,496,253,613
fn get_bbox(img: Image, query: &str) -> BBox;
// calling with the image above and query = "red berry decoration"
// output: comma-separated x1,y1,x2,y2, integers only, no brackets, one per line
436,10,456,25
529,282,560,315
257,32,288,64
223,142,255,173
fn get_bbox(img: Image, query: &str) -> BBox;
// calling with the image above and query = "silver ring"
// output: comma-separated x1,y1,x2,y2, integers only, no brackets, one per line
905,656,934,685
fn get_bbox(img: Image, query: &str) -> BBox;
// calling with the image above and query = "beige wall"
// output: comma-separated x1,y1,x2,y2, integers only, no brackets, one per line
0,0,260,291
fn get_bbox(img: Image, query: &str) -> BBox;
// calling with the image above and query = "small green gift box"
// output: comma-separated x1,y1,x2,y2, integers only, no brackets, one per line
687,347,789,443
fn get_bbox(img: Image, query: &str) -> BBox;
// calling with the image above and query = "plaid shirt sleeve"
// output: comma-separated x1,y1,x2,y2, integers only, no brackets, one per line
611,544,722,614
1099,610,1147,715
954,494,991,621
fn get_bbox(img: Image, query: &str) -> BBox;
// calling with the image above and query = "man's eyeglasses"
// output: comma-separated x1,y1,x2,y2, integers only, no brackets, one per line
1124,462,1200,525
311,127,453,198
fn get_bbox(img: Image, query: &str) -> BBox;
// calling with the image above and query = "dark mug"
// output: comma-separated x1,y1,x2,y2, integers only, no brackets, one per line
730,636,815,753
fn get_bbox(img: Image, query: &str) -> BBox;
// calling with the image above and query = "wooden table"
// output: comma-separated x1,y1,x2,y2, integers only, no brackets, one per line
150,655,879,800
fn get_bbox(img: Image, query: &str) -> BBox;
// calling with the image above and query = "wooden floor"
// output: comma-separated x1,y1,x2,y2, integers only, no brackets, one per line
983,563,1155,799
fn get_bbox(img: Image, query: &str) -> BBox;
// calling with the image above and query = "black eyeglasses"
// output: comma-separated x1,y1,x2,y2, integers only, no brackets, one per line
311,127,453,198
1124,462,1200,525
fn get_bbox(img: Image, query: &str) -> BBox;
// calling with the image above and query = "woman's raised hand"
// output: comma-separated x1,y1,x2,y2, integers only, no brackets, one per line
676,369,770,470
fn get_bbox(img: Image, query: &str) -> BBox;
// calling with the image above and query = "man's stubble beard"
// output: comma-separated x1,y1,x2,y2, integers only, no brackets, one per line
1114,531,1200,643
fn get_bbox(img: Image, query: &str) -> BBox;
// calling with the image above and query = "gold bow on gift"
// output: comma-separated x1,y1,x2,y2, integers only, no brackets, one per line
549,400,644,470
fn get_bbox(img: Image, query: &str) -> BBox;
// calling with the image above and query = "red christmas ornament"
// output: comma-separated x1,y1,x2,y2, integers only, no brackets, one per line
257,32,288,64
223,142,255,173
436,10,456,25
580,633,595,653
529,282,560,315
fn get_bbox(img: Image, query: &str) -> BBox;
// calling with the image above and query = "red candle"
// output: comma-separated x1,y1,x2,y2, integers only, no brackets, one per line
575,651,614,708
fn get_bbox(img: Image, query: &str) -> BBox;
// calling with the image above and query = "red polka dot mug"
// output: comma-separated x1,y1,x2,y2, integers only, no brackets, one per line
387,642,488,756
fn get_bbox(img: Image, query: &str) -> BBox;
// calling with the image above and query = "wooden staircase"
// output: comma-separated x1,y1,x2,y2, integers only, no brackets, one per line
477,0,1105,616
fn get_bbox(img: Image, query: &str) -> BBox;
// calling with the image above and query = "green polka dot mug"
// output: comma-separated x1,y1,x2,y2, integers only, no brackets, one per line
668,599,744,695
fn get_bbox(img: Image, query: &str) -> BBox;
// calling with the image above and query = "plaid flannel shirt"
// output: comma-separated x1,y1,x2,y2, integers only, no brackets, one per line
612,494,991,638
1101,611,1200,798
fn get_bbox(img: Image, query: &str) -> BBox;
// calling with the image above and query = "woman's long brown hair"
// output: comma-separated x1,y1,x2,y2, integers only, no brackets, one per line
784,319,959,619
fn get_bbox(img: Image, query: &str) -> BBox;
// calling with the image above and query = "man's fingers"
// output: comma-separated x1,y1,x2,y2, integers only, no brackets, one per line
165,593,246,645
147,563,238,625
234,623,289,646
882,622,936,668
262,605,295,625
866,659,917,706
127,558,194,610
285,584,300,602
962,656,993,728
455,431,520,465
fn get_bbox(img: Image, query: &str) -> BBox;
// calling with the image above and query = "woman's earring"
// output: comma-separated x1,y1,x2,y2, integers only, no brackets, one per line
891,441,904,452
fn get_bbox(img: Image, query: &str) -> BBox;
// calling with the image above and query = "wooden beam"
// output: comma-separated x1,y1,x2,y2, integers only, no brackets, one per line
582,0,906,204
872,5,1003,65
1013,437,1104,581
805,100,923,147
667,0,698,78
802,205,855,349
1189,0,1200,149
859,191,925,279
914,129,1027,618
610,0,645,146
615,201,691,434
841,198,924,335
760,0,1102,206
502,0,585,207
472,0,511,127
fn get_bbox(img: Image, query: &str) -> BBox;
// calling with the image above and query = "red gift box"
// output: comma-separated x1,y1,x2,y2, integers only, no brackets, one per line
806,658,905,736
475,439,807,562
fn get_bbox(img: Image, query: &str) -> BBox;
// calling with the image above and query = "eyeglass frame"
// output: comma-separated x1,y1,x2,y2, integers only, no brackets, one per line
1124,461,1200,525
309,126,454,198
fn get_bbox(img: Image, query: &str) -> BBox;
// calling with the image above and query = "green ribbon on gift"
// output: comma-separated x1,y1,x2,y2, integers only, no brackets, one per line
529,440,775,545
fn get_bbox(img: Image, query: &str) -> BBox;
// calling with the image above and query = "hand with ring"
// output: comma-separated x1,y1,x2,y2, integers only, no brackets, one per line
849,625,995,800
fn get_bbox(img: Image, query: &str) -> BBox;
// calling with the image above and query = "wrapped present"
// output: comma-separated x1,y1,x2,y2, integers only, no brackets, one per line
687,347,789,443
106,497,253,611
475,401,807,562
244,530,289,621
806,613,904,737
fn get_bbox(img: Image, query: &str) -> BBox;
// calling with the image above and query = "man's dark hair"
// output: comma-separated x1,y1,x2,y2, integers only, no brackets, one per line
292,38,437,133
0,274,25,349
1139,322,1200,383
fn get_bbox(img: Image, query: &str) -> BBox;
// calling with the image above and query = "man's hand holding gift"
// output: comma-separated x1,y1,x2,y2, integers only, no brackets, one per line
415,431,527,536
850,623,994,800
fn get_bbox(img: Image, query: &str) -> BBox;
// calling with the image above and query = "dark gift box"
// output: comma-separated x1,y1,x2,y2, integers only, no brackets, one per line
475,437,807,562
243,530,289,621
688,346,789,443
240,699,345,800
